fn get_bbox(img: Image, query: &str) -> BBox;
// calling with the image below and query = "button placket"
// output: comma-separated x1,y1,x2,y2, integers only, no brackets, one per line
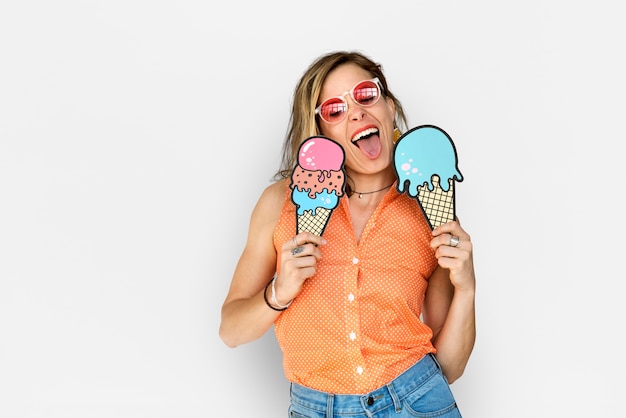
347,252,367,383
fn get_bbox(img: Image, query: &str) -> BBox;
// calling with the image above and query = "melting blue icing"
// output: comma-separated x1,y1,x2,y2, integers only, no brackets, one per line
394,126,463,197
291,189,340,216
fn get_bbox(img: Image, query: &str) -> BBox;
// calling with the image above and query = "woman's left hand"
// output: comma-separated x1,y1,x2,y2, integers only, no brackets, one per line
430,219,475,292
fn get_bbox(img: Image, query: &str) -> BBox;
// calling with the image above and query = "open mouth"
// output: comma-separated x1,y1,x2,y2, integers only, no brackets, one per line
351,127,381,158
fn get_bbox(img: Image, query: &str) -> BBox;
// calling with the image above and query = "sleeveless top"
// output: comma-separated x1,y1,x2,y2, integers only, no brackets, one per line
273,181,439,394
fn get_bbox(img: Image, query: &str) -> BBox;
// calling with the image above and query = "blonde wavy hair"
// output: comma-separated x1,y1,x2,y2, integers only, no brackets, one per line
274,50,408,180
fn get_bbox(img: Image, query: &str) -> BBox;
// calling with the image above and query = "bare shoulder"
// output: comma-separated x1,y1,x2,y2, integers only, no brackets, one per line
254,178,288,218
261,178,289,204
247,178,289,237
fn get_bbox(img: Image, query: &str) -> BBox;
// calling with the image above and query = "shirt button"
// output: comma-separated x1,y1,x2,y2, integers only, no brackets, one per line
356,366,363,375
349,332,356,341
352,257,359,264
348,293,355,302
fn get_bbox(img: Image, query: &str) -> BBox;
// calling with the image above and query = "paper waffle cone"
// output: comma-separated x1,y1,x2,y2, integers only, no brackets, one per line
417,176,455,230
297,207,332,236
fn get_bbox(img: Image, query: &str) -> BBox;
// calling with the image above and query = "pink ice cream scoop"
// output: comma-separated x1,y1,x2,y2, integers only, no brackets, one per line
298,137,344,172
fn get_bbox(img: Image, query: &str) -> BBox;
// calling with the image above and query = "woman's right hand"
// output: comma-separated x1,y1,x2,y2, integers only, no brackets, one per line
273,232,327,306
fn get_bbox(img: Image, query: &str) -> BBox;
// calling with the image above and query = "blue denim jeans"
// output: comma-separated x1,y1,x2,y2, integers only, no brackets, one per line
288,354,462,418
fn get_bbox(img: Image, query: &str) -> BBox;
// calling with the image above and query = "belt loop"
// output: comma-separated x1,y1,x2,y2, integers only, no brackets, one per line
386,383,402,413
326,393,334,417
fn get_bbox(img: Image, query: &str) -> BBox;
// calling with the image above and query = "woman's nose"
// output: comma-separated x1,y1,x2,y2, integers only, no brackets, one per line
347,97,365,121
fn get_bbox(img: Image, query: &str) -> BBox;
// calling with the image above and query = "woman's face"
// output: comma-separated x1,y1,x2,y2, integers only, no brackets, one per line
317,64,396,177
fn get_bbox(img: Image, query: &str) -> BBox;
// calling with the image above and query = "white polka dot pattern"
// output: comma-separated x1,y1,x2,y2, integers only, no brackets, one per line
273,184,438,394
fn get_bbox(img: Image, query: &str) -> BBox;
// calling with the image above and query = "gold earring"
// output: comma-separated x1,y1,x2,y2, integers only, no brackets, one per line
393,128,401,143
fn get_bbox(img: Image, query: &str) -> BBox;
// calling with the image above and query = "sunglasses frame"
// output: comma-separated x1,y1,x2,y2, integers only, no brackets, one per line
315,77,383,124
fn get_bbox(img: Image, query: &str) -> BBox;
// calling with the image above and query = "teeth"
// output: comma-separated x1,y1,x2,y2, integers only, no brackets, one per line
352,128,379,143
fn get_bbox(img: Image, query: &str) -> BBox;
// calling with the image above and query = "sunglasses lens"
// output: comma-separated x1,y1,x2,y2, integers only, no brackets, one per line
353,80,380,106
319,98,347,123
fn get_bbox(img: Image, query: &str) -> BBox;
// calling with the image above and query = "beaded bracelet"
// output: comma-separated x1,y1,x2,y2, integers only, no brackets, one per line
263,278,288,312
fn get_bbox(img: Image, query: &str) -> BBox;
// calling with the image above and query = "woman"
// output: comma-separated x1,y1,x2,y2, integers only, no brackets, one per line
219,50,476,417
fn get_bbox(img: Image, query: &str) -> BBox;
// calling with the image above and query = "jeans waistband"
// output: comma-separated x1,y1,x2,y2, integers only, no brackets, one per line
290,353,441,415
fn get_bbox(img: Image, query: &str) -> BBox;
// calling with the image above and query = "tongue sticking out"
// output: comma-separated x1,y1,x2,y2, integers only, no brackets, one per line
355,134,382,158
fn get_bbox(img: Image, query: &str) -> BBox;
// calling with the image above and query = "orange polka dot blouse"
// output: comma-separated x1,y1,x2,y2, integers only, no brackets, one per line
273,182,439,394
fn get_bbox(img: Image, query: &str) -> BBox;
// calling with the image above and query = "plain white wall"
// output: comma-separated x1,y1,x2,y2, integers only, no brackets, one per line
1,1,624,417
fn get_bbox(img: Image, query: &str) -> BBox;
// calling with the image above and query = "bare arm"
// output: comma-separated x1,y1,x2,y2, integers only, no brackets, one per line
422,220,476,383
218,181,283,347
219,179,326,348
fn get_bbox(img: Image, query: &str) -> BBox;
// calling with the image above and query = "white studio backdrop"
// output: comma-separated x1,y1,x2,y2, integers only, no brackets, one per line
1,1,624,417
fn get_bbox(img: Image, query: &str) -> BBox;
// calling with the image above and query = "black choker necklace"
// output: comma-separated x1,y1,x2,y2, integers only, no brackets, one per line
352,183,394,199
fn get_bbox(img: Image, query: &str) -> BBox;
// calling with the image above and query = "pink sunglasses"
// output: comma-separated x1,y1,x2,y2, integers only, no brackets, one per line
315,78,383,124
